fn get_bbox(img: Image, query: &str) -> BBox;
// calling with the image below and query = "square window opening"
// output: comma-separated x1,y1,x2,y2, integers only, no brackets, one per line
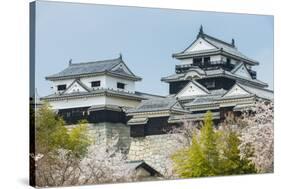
57,84,66,91
91,81,101,87
117,82,125,89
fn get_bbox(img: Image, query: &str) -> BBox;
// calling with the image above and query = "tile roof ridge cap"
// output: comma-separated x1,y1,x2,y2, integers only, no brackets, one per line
69,57,121,66
203,33,234,48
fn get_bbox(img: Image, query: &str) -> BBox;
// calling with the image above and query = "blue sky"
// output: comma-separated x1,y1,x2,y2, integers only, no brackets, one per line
35,1,274,96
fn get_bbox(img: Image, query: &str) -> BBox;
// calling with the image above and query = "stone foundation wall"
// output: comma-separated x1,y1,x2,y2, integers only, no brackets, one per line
88,123,131,151
68,123,131,151
127,134,181,175
68,123,181,175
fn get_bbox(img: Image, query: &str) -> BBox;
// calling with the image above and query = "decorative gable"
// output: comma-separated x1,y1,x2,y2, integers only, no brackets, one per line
185,37,216,53
184,70,202,80
64,80,89,94
223,84,250,97
176,81,209,98
171,102,184,111
111,62,134,76
232,63,251,79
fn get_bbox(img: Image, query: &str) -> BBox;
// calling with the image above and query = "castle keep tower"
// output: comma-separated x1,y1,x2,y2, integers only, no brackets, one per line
126,26,273,175
128,26,273,137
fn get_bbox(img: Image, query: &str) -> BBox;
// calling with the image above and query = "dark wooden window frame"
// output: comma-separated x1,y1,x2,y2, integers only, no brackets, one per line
57,84,66,91
193,57,203,64
117,82,125,89
91,81,101,87
203,57,210,63
205,80,215,88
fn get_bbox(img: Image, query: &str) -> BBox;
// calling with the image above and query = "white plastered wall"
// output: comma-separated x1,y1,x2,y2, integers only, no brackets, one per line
80,75,107,89
48,96,106,110
52,75,135,93
180,58,193,64
52,79,74,93
105,96,140,107
105,76,135,93
211,55,222,62
47,95,140,110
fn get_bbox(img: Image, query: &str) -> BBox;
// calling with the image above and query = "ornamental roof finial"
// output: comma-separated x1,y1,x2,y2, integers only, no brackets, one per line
197,25,204,38
231,38,235,47
119,53,123,60
199,25,203,34
69,59,72,66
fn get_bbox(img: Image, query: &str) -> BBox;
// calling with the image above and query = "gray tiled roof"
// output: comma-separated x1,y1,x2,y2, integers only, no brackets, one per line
46,56,141,81
126,97,186,113
41,88,146,101
161,67,268,87
178,88,226,102
161,73,185,81
168,112,221,122
173,33,258,65
88,104,123,112
134,91,165,99
188,96,218,105
203,34,258,64
234,82,273,100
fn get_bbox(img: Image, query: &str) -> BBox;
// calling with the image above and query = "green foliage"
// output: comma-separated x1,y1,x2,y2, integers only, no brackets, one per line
199,111,219,176
35,103,91,158
67,120,92,158
35,103,68,153
218,129,256,175
172,111,256,178
172,133,206,177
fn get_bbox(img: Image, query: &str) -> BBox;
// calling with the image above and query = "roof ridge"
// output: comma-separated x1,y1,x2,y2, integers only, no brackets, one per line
203,33,235,48
135,91,165,98
237,82,273,93
69,56,121,67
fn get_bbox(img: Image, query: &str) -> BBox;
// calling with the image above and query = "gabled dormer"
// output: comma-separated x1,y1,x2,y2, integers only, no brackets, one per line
231,62,252,79
176,80,210,98
183,37,216,53
222,83,250,97
63,79,90,94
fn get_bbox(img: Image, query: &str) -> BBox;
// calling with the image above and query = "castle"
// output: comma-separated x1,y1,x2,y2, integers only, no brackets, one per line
41,26,273,177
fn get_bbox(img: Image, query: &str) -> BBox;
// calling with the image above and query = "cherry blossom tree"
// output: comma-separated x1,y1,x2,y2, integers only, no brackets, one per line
238,100,274,173
34,135,137,187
